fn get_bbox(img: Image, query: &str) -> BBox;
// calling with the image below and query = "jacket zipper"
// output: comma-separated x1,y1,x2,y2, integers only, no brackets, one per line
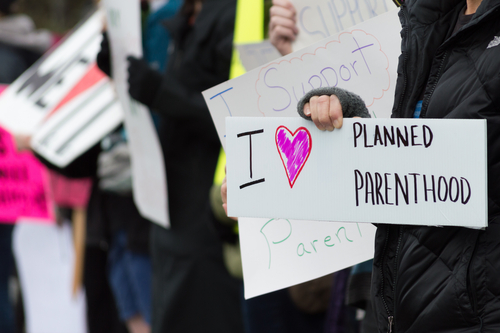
466,233,480,323
391,227,404,333
420,50,449,118
379,226,392,321
380,226,404,332
395,8,410,117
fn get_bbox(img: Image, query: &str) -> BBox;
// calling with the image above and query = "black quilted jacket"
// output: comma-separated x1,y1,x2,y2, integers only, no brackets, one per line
372,0,500,332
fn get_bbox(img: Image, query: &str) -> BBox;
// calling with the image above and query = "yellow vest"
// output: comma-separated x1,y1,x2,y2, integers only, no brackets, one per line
214,0,264,185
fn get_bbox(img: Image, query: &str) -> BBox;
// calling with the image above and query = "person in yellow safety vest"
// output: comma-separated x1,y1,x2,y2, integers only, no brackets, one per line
211,2,331,333
210,0,271,279
217,1,403,332
212,0,297,277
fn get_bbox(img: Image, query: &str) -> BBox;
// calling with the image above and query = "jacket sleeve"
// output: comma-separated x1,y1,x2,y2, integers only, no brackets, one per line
150,5,235,123
297,87,371,119
150,74,213,122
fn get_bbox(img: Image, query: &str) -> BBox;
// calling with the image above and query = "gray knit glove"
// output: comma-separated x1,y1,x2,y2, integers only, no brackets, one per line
297,87,371,119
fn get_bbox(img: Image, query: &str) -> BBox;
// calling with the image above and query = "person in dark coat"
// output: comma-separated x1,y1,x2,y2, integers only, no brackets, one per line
297,0,500,332
125,0,243,332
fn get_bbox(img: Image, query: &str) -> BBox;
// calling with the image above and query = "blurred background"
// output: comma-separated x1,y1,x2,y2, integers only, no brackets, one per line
16,0,95,33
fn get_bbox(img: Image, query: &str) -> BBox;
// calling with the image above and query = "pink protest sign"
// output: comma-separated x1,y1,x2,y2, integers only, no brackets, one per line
48,170,92,208
0,125,54,223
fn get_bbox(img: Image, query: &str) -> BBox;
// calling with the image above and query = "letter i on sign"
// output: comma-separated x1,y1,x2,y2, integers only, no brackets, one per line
238,130,265,189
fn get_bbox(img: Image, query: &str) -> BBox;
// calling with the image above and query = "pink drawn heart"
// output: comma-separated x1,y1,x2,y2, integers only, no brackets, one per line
275,126,312,188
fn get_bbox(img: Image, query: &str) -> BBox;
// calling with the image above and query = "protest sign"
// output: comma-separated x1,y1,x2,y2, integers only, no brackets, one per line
13,222,87,333
203,9,402,148
31,71,123,168
0,125,53,223
103,0,169,227
0,11,124,167
0,12,121,135
291,0,395,51
240,217,376,299
227,117,487,228
47,170,92,208
204,9,401,297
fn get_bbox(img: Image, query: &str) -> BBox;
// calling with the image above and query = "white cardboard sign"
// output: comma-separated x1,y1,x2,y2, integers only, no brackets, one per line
291,0,396,51
0,12,109,135
203,9,402,148
227,117,488,228
13,222,87,333
104,0,169,227
240,217,376,299
31,80,123,167
0,11,124,167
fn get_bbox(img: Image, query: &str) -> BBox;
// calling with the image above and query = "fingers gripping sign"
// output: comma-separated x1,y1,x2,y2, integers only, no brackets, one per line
221,175,237,221
305,94,344,132
299,87,371,132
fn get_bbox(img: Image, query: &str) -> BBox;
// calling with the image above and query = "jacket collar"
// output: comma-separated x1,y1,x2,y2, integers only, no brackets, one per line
404,0,500,24
469,0,500,24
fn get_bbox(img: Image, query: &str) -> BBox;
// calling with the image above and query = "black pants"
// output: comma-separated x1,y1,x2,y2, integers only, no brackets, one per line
83,246,128,333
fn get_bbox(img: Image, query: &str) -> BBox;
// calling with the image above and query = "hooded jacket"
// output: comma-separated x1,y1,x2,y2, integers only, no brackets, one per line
371,0,500,332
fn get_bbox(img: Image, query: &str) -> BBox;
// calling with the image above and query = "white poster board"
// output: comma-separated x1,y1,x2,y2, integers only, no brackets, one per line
291,0,396,51
0,11,124,167
203,9,402,148
227,117,488,228
240,217,376,299
13,222,87,333
31,79,123,167
235,0,397,75
103,0,169,227
0,12,112,135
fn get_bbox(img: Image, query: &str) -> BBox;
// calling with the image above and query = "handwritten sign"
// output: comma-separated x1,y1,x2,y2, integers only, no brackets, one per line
204,10,401,296
291,0,395,51
203,9,401,148
103,0,169,227
226,117,487,228
239,217,376,299
0,126,53,223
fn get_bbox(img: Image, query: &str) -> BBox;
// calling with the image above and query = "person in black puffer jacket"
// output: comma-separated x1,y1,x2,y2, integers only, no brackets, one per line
298,0,500,332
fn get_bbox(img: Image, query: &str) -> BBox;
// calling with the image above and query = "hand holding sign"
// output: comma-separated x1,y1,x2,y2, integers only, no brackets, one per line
221,175,237,221
269,0,299,56
304,95,343,131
